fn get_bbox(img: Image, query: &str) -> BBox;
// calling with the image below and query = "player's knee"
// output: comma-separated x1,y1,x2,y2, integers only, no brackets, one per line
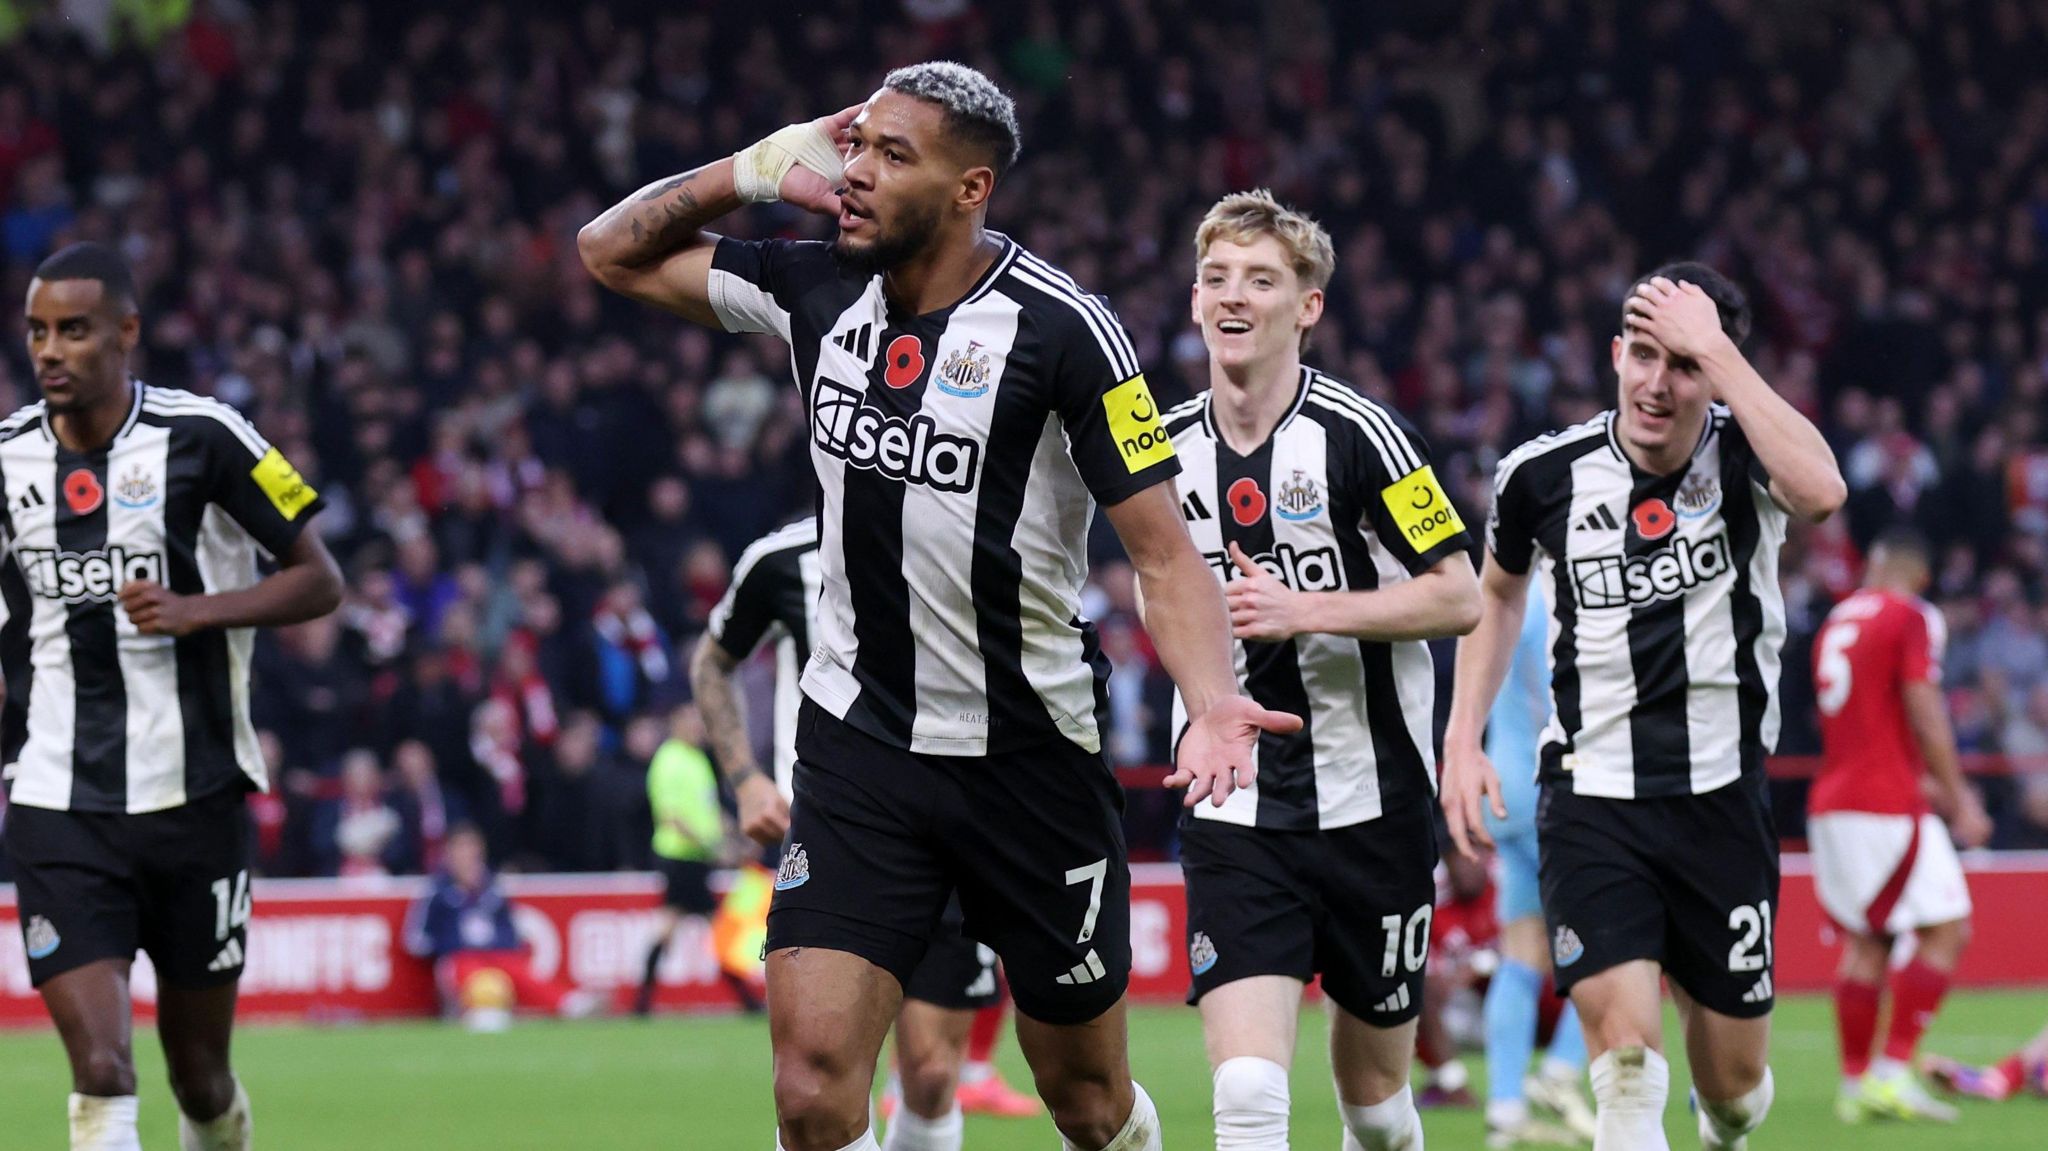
1919,918,1971,966
165,1060,236,1122
772,1047,868,1149
71,1045,137,1098
1701,1066,1774,1138
1034,1063,1123,1148
896,1046,964,1116
1213,1056,1289,1142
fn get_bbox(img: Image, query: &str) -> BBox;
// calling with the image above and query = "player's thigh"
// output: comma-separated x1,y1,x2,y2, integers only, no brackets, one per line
766,703,954,988
1896,813,1973,937
1670,981,1770,1100
1326,1002,1420,1107
1180,819,1316,1016
1808,811,1917,936
136,790,254,991
767,946,904,1097
156,979,240,1081
946,738,1131,1027
1198,975,1304,1068
902,898,1001,1012
4,804,144,990
1310,809,1438,1031
1537,787,1667,1001
1566,959,1667,1058
1654,779,1780,1021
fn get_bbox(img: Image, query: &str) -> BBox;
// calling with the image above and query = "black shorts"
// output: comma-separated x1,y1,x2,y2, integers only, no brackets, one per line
1180,805,1439,1025
658,858,718,915
1538,775,1780,1018
766,701,1129,1026
902,896,1001,1011
4,789,253,989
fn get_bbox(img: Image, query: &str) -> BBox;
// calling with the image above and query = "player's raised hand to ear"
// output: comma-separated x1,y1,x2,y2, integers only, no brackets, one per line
1165,694,1303,808
1224,541,1300,642
733,104,864,216
1438,741,1506,860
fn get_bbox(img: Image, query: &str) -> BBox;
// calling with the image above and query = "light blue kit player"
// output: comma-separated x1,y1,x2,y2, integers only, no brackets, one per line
1481,584,1597,1147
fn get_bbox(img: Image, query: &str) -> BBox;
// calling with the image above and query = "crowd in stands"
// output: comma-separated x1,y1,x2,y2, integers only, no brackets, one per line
4,0,2048,872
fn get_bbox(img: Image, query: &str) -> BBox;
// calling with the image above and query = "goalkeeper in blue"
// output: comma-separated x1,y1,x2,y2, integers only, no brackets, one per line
1481,585,1596,1147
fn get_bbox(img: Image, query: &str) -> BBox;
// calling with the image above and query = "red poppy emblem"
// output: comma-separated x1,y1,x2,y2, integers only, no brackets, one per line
63,469,104,515
883,335,926,389
1228,477,1267,526
1632,497,1676,540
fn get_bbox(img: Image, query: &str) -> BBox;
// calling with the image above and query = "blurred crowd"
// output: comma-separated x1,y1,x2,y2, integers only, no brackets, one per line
4,0,2048,872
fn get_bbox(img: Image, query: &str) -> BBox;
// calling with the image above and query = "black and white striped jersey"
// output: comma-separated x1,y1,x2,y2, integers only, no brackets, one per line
707,232,1180,757
0,383,325,813
1486,406,1789,799
704,518,821,798
1163,369,1472,830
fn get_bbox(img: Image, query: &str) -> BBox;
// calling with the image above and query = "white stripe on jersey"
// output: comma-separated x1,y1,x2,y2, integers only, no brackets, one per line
111,423,187,811
143,392,270,458
2,421,71,809
708,266,793,341
1306,375,1421,474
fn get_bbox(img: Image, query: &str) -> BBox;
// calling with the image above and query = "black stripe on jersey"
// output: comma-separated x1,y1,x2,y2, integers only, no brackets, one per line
1214,435,1318,828
1722,424,1771,781
56,452,126,808
154,416,238,800
1622,466,1693,789
0,425,24,769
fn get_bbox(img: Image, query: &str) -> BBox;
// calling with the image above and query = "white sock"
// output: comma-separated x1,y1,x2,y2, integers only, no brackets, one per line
1061,1082,1161,1151
1539,1055,1581,1084
180,1077,252,1151
1339,1084,1424,1151
1698,1067,1773,1149
1867,1057,1907,1081
960,1061,994,1085
1428,1059,1469,1092
1212,1056,1290,1150
1589,1048,1670,1151
1485,1098,1529,1128
881,1103,962,1151
777,1130,880,1151
68,1094,141,1151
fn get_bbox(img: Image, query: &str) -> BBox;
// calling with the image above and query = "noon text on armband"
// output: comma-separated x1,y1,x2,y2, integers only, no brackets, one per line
812,377,981,492
1570,533,1730,609
17,546,165,603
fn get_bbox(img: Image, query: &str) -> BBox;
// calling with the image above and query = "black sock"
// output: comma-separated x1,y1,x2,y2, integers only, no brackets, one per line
634,942,667,1014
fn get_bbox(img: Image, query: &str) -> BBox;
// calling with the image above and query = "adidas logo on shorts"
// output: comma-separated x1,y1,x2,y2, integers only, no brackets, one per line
1742,972,1774,1004
774,843,811,891
1372,984,1413,1014
207,938,245,973
1055,948,1106,986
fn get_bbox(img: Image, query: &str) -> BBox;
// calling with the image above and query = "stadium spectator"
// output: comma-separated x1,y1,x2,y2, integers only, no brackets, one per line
2,0,2047,870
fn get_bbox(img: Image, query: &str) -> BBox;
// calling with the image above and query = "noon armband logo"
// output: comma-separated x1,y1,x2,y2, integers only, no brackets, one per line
1103,375,1174,473
1381,465,1463,551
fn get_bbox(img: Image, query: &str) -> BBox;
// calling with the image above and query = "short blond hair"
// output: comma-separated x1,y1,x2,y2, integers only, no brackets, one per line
1194,189,1335,292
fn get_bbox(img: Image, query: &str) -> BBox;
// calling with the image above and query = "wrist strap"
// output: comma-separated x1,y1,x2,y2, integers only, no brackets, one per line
732,121,845,204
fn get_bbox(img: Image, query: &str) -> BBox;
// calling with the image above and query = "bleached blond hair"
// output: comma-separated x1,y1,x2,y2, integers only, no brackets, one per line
1195,189,1335,349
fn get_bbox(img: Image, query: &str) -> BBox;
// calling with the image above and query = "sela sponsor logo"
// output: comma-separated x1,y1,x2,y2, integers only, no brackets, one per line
774,842,811,891
113,466,159,509
1188,931,1218,977
17,545,165,603
1569,533,1731,610
1676,472,1721,519
1203,542,1342,592
24,915,59,960
934,341,993,398
1103,374,1174,473
1275,469,1323,521
811,378,981,492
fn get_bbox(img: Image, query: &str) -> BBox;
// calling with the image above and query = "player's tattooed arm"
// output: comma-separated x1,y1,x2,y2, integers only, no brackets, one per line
687,635,790,846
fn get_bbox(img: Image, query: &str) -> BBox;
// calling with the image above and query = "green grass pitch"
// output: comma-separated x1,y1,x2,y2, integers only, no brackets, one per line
0,992,2042,1147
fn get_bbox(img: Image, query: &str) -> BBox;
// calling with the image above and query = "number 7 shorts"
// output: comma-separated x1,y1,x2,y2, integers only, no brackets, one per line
1537,774,1781,1017
766,700,1131,1026
4,788,253,989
